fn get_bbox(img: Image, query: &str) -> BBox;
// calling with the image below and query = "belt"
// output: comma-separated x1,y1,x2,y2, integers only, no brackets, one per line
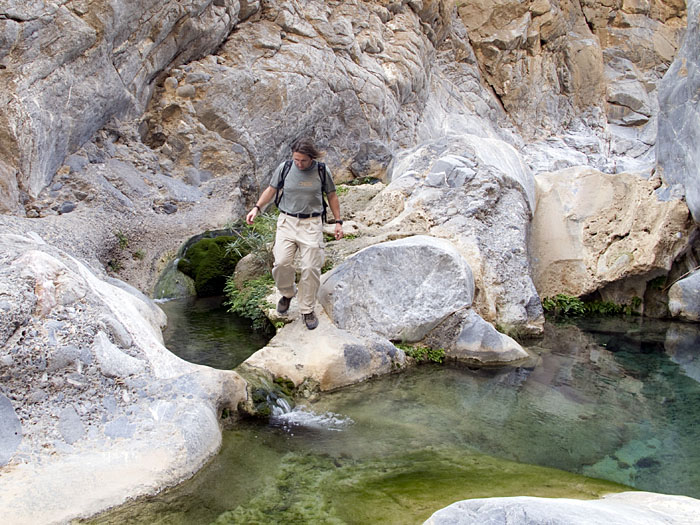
280,209,321,219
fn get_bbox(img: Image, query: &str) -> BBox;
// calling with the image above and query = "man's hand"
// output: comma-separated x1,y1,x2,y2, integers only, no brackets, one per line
246,207,259,225
334,222,344,240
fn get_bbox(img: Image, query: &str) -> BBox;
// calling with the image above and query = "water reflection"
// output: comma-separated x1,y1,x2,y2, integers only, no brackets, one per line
158,296,268,369
95,312,700,523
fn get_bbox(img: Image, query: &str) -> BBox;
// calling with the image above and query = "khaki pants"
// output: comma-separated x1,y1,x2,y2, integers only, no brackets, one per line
272,214,324,314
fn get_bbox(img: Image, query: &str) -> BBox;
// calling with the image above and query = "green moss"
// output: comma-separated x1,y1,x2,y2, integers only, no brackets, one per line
274,376,297,397
177,236,240,296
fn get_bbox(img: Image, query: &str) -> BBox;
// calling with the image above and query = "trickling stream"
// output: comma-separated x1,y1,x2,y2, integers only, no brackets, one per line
89,303,700,524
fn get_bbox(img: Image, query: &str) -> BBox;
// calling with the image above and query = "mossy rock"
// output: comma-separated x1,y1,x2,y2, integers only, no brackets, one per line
177,236,240,297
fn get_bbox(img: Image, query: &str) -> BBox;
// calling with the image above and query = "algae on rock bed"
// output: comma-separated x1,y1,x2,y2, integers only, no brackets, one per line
210,445,628,524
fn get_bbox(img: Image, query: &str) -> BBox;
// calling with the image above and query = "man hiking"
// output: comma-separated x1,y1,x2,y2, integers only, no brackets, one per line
246,138,344,330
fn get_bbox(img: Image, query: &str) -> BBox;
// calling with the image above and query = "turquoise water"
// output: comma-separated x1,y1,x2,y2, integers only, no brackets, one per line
90,312,700,524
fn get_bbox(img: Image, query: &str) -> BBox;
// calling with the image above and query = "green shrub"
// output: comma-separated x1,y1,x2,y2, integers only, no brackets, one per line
542,293,641,318
115,231,129,250
395,343,445,364
224,275,275,332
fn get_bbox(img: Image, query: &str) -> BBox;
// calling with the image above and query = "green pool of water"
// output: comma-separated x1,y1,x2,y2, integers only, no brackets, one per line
89,312,700,524
157,296,269,370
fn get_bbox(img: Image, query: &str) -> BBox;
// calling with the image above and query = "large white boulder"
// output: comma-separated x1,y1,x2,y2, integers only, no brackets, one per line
0,233,246,524
530,167,692,301
361,135,543,335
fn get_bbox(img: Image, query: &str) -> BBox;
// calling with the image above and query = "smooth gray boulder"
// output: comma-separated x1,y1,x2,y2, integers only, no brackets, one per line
668,271,700,322
424,492,700,525
657,0,700,222
319,235,474,342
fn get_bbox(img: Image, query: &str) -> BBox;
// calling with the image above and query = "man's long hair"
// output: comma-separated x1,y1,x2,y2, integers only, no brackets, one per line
291,137,321,159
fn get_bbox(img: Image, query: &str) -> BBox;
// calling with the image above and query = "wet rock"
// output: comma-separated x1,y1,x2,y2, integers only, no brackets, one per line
450,310,528,364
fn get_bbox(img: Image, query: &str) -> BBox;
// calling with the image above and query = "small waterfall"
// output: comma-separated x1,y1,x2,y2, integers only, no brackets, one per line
268,393,293,417
270,404,354,432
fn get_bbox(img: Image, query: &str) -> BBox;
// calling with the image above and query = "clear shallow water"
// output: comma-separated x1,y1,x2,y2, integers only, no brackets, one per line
157,296,269,369
89,313,700,524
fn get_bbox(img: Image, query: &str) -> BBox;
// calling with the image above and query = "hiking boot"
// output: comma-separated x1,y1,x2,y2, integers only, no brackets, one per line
303,312,319,330
277,295,292,315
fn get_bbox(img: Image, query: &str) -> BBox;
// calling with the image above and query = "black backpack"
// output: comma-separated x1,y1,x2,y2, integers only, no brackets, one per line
273,160,329,223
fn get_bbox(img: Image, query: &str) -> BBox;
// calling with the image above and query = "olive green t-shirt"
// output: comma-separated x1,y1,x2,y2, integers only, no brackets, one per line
269,160,336,215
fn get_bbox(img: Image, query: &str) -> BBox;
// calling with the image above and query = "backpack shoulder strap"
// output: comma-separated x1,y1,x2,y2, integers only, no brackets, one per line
274,160,293,207
318,162,328,223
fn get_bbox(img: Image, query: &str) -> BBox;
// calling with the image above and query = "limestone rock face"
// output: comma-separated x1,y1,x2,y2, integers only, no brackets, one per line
530,167,692,301
0,233,246,524
0,0,248,208
656,0,700,222
139,0,451,189
425,492,700,525
669,271,700,322
457,0,607,138
459,0,686,175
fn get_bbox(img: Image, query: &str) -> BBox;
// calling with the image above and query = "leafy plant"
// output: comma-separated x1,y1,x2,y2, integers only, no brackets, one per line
321,259,335,274
224,275,275,332
395,343,445,364
107,259,121,272
133,249,145,260
542,294,586,317
226,211,278,271
542,293,641,318
115,231,129,250
347,176,380,186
